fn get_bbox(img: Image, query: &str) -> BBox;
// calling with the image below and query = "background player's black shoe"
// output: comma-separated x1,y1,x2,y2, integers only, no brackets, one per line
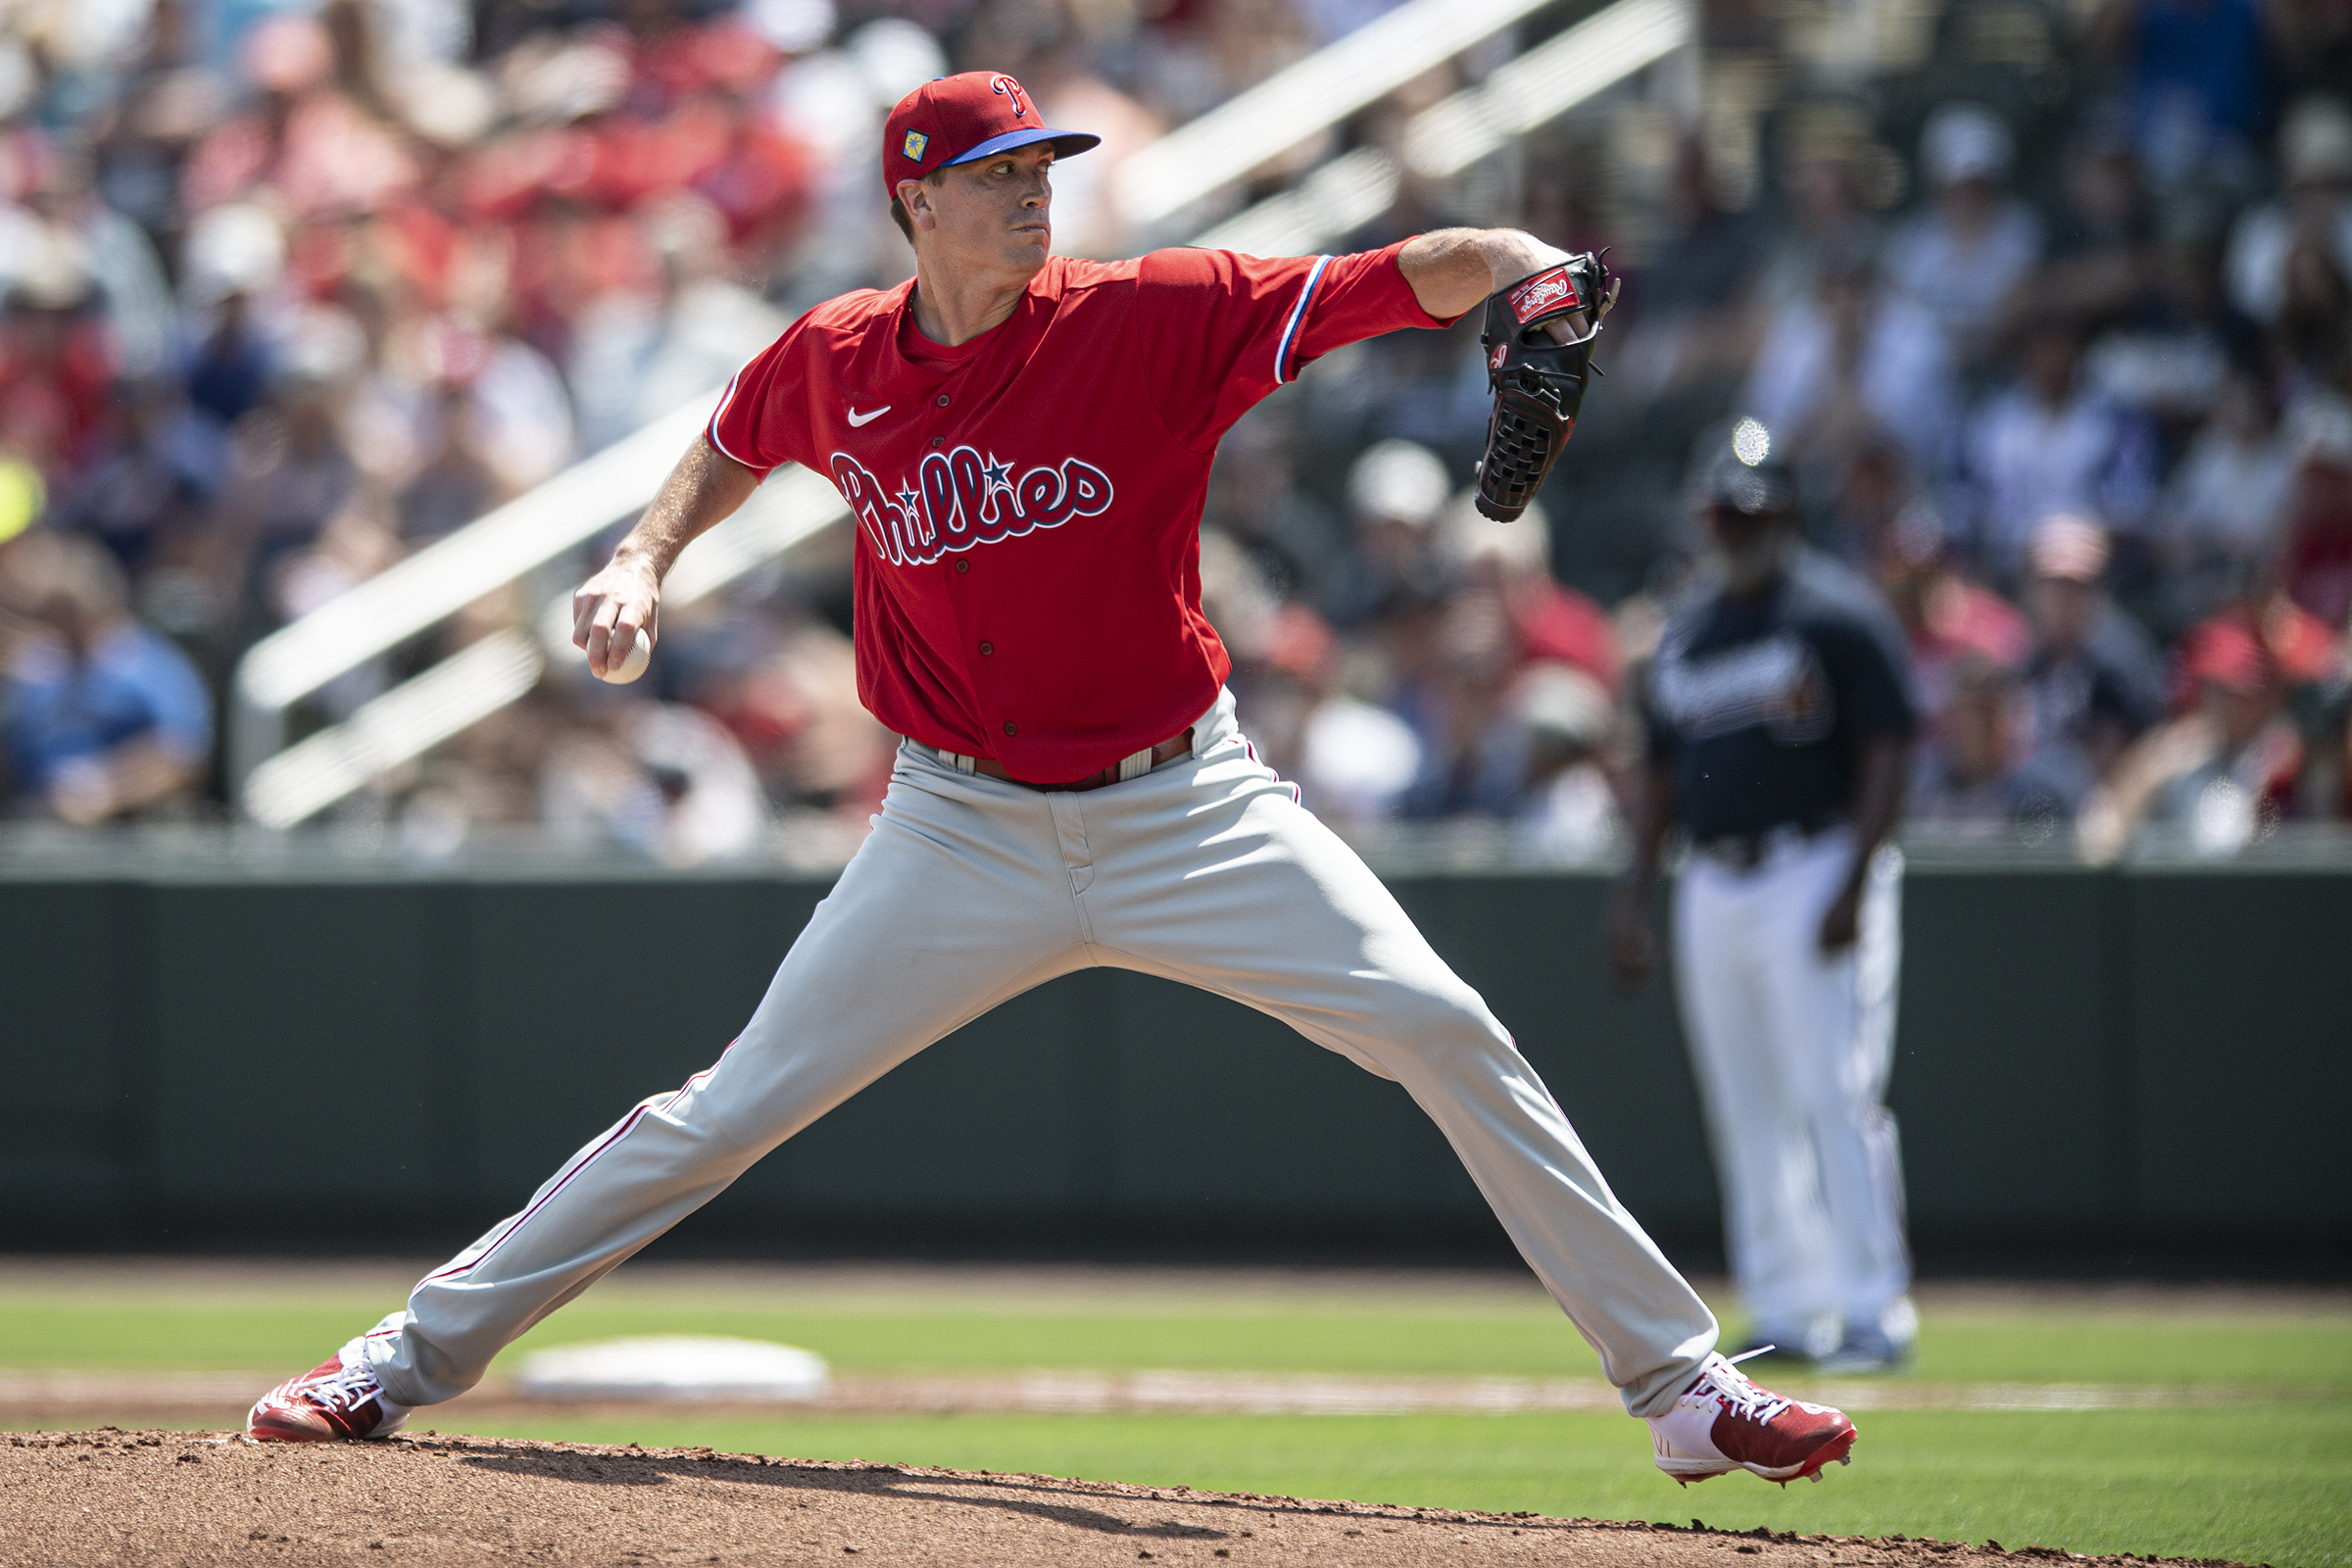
1728,1318,1838,1365
1814,1298,1919,1374
1727,1334,1808,1365
1816,1327,1916,1375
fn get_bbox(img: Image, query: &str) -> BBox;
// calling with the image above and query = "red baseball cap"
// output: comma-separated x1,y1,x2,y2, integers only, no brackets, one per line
882,72,1100,198
2183,619,2272,695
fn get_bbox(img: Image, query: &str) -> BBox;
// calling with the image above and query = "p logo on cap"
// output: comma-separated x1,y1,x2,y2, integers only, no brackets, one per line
881,71,1101,197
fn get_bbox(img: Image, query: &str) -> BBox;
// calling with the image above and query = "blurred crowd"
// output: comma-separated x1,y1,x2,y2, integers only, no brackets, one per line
0,0,2345,863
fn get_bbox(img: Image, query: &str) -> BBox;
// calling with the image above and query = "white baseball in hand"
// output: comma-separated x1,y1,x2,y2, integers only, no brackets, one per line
596,632,653,685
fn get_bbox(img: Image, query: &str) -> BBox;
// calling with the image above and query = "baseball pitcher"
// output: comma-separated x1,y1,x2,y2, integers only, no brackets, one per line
247,73,1858,1486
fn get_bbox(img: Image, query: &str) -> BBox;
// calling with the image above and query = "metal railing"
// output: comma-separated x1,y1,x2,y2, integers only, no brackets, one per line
240,466,847,829
1114,0,1579,236
1198,0,1692,255
230,396,718,802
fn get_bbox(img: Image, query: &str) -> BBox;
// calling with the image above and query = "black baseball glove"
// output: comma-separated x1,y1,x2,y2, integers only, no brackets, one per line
1473,252,1618,522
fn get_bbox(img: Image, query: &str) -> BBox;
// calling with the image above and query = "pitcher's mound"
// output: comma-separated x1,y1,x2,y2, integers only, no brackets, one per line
2,1429,2230,1567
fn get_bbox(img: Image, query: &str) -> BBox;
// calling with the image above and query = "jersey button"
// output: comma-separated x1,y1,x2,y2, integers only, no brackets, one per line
1003,721,1017,736
955,558,969,573
936,394,951,407
979,641,993,656
931,436,944,448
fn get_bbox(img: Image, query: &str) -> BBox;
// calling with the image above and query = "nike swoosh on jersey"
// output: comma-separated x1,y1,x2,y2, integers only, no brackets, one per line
847,405,892,427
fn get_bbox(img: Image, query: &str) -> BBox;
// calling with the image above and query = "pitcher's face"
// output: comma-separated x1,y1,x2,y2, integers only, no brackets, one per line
902,144,1055,282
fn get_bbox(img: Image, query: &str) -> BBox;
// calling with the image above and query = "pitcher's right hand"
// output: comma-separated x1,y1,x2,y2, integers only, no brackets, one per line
573,555,662,679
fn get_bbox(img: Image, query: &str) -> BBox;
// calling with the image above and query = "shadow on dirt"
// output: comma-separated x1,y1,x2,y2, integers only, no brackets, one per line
456,1446,1244,1541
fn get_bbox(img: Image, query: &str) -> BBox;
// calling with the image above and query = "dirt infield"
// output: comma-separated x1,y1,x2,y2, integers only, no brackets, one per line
3,1430,2245,1568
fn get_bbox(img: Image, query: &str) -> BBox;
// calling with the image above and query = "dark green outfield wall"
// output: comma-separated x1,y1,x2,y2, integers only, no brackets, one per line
3,858,2345,1263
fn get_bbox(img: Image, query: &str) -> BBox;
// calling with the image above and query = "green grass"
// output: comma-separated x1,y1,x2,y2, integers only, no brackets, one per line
5,1267,2349,1565
6,1284,2347,1392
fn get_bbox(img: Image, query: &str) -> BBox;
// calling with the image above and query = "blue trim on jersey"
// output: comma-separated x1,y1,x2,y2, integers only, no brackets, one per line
706,366,759,470
1273,255,1333,385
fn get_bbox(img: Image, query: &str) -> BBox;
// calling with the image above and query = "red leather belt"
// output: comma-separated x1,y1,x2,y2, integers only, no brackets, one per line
970,728,1195,792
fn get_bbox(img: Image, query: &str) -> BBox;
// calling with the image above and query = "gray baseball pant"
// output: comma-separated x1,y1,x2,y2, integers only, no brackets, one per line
364,688,1719,1418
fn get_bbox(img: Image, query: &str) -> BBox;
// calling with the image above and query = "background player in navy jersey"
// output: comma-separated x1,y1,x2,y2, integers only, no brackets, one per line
1610,419,1919,1373
245,72,1861,1487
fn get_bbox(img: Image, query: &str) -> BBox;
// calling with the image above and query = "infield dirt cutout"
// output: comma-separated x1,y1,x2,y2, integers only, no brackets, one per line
4,1429,2245,1568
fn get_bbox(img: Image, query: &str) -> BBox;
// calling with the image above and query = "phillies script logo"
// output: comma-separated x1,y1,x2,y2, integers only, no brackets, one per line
829,446,1114,566
1507,266,1580,324
992,74,1030,121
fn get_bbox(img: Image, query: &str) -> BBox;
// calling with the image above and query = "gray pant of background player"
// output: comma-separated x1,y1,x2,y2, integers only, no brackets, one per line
362,689,1719,1419
1673,828,1911,1356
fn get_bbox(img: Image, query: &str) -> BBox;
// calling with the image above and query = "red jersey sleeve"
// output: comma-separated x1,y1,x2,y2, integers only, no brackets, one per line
1133,241,1456,452
706,315,813,474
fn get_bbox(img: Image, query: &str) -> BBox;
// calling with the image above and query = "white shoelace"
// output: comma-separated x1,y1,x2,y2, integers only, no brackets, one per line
303,1357,380,1415
1693,1356,1791,1426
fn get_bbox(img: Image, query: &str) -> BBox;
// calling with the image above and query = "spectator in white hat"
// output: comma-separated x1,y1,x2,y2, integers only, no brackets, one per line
2225,98,2352,327
1321,437,1452,628
1884,103,2044,360
1513,662,1622,861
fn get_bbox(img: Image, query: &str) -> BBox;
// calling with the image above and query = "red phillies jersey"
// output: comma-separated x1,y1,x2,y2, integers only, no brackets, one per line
707,242,1451,782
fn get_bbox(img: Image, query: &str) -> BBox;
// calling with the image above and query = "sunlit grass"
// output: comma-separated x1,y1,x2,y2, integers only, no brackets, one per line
4,1269,2344,1391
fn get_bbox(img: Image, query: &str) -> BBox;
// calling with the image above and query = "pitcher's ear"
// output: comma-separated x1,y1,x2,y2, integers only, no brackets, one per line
897,179,939,232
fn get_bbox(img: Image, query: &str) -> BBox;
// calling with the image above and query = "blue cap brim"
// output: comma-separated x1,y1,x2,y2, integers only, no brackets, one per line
944,126,1101,166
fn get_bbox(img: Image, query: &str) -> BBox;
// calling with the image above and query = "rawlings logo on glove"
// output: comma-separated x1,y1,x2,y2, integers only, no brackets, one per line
1505,267,1582,323
1474,253,1618,522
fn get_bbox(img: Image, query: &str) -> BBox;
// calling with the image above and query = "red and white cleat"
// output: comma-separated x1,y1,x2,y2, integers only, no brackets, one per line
246,1338,412,1443
1646,1351,1857,1485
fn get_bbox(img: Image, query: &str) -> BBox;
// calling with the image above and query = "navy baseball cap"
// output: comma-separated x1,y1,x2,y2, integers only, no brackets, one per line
882,72,1100,197
1697,417,1797,515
